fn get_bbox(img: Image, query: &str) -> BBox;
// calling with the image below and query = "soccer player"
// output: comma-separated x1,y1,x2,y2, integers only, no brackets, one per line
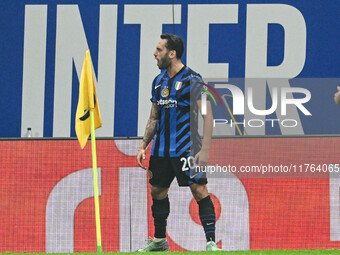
136,33,221,252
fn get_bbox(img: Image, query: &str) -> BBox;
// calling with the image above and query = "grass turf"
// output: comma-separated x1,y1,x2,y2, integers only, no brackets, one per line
113,251,340,255
2,251,340,255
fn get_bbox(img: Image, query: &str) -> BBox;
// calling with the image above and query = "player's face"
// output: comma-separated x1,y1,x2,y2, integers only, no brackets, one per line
154,39,172,70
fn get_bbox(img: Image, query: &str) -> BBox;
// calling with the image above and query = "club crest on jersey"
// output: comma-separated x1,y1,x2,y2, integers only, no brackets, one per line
161,88,169,97
175,81,182,90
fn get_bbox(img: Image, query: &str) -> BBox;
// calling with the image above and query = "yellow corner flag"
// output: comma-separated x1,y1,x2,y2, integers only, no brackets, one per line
76,50,102,149
75,50,103,253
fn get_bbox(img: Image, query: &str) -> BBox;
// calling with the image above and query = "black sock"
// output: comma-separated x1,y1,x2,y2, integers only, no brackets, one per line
198,195,216,242
152,196,170,238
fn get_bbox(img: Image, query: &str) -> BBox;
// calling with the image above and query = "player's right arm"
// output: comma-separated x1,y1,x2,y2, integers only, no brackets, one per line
137,102,160,169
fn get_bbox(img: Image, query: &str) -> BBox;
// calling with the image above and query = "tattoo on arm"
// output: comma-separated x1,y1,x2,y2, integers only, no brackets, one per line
142,103,160,148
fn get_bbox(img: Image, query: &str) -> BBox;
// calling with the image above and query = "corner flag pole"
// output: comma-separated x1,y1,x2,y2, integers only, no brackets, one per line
90,109,102,253
76,50,103,252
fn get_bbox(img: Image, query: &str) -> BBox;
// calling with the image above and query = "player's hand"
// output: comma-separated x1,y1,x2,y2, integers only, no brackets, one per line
137,148,147,169
194,148,209,166
335,86,340,105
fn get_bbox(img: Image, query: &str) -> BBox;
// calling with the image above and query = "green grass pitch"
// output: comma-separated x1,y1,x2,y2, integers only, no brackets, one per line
2,251,340,255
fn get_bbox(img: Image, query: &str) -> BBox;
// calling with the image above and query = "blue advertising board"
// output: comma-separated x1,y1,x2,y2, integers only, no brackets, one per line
1,0,339,138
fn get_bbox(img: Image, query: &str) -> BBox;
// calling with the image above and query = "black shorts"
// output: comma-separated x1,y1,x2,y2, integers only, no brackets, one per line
148,156,207,188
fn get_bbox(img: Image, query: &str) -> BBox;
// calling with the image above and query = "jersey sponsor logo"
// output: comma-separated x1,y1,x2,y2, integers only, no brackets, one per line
157,99,177,108
155,83,162,89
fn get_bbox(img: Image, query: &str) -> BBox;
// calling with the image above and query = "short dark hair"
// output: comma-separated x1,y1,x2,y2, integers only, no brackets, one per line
160,33,184,59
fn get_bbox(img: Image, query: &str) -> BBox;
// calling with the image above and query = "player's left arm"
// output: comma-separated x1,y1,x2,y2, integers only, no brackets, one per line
195,99,213,166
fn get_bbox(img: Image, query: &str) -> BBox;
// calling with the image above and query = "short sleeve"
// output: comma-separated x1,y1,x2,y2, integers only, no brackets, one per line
150,76,158,103
190,75,205,102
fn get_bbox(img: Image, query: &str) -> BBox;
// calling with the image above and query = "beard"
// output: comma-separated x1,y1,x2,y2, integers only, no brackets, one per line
158,52,172,69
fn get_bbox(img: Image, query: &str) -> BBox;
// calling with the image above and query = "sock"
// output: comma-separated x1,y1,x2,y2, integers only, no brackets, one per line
152,196,170,238
198,195,216,242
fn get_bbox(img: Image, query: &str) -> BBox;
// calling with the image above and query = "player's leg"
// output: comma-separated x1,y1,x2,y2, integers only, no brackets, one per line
190,183,215,241
151,185,170,241
190,183,222,251
138,157,174,252
138,185,170,252
172,157,221,251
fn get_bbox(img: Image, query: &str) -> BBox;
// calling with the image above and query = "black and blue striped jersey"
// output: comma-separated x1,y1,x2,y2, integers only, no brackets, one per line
150,66,203,158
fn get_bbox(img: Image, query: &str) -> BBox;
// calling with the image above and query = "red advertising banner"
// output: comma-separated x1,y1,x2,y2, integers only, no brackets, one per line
0,138,340,252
